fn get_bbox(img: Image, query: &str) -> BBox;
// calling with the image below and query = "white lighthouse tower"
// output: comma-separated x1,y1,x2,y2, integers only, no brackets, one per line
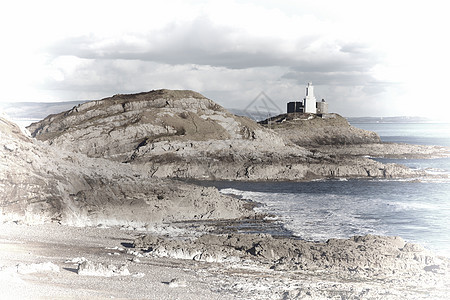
304,82,317,114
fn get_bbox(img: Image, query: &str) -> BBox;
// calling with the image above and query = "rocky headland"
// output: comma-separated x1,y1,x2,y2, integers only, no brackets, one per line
260,112,450,160
27,89,424,181
259,113,381,146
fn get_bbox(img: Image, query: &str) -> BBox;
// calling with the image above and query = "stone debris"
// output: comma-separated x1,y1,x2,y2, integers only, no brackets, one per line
131,257,141,263
16,262,60,274
126,249,144,258
133,232,450,298
3,143,16,152
168,278,187,288
77,261,130,277
105,246,125,251
65,257,87,264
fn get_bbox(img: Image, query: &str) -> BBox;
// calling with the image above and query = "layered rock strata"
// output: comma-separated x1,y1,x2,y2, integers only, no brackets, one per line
0,117,252,225
133,232,450,297
260,112,450,160
27,89,421,180
259,113,381,146
316,143,450,159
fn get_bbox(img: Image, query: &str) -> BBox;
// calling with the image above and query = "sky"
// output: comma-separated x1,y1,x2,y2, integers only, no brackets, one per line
0,0,449,118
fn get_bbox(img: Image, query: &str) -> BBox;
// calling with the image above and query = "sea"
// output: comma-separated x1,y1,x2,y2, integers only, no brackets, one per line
9,117,450,257
206,122,450,257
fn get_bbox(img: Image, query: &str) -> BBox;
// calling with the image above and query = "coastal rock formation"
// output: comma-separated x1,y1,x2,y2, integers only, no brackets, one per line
260,112,450,160
27,89,293,162
2,222,449,299
134,232,449,274
307,156,414,178
257,112,449,179
2,103,448,299
27,89,421,180
0,117,252,225
317,143,450,159
134,232,450,296
259,113,381,147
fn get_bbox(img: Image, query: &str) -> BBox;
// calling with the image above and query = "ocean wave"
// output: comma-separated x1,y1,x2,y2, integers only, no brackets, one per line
219,188,271,200
390,201,445,211
368,176,450,183
218,179,450,257
219,188,246,197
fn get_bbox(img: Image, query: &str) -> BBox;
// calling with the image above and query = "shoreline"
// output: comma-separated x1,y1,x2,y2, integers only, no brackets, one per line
2,95,450,298
1,220,449,299
312,142,450,160
202,177,450,258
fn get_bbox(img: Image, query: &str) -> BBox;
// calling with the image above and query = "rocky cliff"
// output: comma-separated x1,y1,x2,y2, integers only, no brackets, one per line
27,90,420,181
0,117,251,225
259,113,381,146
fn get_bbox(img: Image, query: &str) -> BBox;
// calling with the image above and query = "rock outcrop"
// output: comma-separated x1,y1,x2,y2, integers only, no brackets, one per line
134,232,450,285
26,89,421,181
259,113,381,147
260,112,450,160
132,232,450,298
0,117,252,225
27,90,295,162
317,143,450,159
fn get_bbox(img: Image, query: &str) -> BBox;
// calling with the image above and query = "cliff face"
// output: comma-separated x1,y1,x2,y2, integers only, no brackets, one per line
26,90,419,181
259,113,381,147
0,117,251,225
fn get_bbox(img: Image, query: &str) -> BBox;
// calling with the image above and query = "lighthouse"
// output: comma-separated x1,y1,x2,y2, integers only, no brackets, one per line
286,82,328,115
304,82,317,114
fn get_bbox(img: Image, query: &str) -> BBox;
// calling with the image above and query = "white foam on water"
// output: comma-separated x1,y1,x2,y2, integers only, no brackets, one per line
219,180,450,257
222,188,388,241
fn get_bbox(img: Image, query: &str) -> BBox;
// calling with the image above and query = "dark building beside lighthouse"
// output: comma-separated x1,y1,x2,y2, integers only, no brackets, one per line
287,101,304,113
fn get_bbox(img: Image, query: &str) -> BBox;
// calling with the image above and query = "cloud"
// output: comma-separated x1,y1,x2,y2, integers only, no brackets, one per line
47,15,380,73
41,13,385,112
39,12,388,118
12,0,420,117
3,0,450,118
